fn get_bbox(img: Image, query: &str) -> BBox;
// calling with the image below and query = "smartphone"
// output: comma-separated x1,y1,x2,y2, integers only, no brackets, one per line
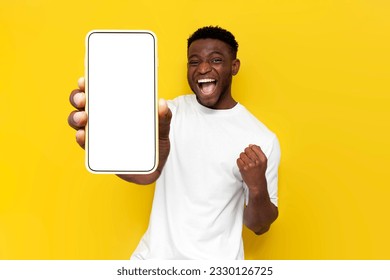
85,30,158,174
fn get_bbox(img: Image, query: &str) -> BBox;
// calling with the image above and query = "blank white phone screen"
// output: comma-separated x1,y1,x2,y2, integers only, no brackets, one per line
86,31,157,174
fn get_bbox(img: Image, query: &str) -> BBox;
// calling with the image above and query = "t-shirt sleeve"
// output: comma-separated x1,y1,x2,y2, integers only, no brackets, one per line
265,135,281,207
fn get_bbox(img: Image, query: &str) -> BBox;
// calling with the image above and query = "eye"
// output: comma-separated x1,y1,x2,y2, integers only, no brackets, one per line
188,60,199,66
211,58,223,64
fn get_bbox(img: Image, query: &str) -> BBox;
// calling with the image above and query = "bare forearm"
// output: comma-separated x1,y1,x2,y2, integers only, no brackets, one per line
244,183,278,235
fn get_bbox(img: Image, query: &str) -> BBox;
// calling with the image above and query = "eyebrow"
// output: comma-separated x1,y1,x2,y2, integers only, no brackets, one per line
188,51,225,59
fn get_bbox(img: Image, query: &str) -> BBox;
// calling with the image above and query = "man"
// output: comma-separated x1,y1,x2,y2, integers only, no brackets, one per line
68,26,280,259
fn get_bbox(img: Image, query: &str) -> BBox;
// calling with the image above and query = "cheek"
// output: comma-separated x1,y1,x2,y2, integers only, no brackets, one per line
216,64,231,75
187,68,193,78
186,70,192,83
187,70,196,90
218,69,233,83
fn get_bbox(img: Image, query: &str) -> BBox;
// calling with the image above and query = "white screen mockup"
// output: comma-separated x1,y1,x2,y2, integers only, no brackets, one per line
86,30,158,174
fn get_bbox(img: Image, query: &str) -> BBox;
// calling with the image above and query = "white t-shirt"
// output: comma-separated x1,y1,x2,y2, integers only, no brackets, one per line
131,94,280,260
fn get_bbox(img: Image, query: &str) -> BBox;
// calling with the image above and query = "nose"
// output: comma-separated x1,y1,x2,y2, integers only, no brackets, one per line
198,61,212,74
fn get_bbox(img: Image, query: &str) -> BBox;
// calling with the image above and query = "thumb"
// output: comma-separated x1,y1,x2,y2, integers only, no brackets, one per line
158,98,172,139
78,77,85,91
158,98,169,118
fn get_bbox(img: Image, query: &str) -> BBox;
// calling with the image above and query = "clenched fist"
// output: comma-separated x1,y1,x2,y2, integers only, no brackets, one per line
236,144,267,190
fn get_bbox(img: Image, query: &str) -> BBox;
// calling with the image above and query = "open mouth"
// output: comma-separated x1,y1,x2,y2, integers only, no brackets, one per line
197,78,217,96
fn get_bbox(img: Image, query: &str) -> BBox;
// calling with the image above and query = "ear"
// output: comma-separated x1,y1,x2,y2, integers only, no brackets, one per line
232,58,240,76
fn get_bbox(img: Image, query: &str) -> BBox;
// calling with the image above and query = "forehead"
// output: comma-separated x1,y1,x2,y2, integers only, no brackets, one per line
187,38,233,57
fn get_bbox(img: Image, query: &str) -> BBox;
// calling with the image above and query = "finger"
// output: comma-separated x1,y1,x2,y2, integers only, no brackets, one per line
244,146,260,162
78,77,85,92
69,89,86,109
158,99,172,140
236,158,246,170
68,110,88,130
250,145,267,162
158,98,170,118
239,152,255,166
75,129,85,149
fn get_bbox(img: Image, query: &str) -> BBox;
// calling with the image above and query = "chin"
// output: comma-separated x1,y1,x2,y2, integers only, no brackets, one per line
195,93,220,109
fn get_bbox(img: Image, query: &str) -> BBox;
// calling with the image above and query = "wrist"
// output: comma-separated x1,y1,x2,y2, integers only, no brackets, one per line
246,178,269,199
245,176,266,192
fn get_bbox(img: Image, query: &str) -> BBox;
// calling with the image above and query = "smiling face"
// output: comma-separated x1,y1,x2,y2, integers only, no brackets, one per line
187,38,240,109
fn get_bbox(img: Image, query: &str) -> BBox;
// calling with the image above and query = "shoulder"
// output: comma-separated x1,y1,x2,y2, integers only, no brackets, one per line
167,94,195,111
236,104,280,156
237,104,276,139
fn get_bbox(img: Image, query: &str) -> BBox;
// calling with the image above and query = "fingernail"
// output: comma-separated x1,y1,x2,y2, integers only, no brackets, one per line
73,112,81,123
159,98,166,108
74,93,83,106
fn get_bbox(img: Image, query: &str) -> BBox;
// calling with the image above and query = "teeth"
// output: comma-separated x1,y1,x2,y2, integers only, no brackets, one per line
198,78,216,83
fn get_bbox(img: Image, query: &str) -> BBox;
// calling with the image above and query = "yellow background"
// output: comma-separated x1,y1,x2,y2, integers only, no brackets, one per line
1,0,389,259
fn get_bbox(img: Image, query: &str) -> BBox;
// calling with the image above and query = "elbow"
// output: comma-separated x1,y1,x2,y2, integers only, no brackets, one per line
246,206,279,236
254,225,271,235
245,220,271,235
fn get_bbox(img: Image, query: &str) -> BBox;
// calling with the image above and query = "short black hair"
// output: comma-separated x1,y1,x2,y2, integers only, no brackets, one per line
187,26,239,57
